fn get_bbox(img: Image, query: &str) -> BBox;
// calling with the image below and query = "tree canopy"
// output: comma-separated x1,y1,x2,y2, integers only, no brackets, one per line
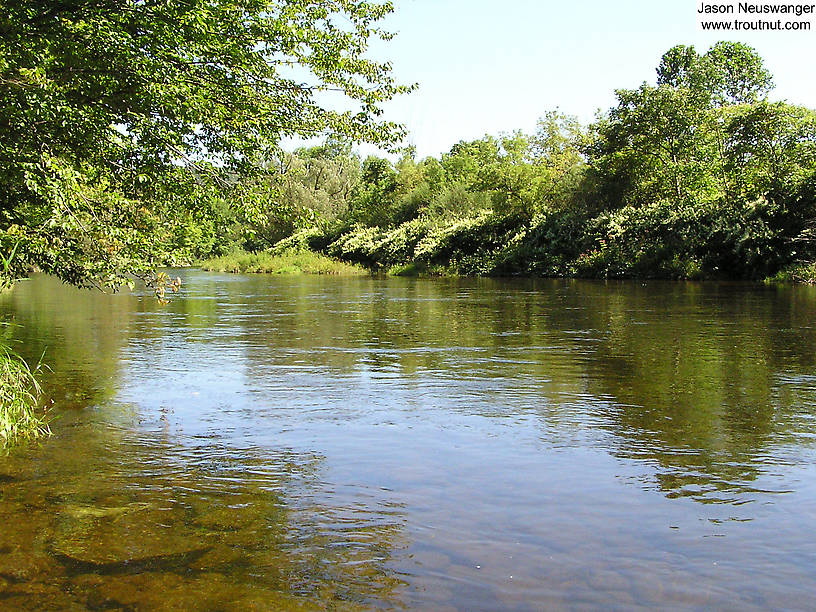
0,0,410,287
4,30,815,286
232,43,815,281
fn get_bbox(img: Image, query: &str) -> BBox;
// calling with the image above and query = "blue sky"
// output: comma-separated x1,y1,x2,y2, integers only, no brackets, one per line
355,0,816,159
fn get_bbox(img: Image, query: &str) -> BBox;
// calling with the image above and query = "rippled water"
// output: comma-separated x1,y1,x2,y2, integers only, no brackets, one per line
2,272,816,610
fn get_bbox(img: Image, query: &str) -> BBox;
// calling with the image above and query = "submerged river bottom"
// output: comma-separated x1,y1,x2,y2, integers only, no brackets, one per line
2,272,816,610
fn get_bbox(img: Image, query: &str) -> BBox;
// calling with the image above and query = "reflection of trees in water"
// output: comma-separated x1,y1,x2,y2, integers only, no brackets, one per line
229,275,816,504
0,275,133,410
5,269,816,611
7,273,816,509
0,275,408,609
526,281,816,503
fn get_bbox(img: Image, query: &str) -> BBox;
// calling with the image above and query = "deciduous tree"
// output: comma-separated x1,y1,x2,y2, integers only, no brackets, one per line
0,0,410,287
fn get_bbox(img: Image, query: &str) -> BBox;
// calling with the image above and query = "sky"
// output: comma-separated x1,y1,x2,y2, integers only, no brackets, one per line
348,0,816,159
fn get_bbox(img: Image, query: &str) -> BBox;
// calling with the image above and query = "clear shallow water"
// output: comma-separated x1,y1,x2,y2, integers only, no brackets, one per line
2,272,816,610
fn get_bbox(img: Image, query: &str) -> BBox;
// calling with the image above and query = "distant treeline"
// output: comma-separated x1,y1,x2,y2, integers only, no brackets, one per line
191,42,816,280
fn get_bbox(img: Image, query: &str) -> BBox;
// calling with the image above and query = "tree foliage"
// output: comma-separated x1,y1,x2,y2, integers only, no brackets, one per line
258,43,815,281
1,0,410,287
4,28,814,285
584,43,815,277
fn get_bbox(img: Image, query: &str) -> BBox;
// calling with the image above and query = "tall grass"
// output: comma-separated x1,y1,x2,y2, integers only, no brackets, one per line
0,240,20,292
0,344,50,445
201,249,368,275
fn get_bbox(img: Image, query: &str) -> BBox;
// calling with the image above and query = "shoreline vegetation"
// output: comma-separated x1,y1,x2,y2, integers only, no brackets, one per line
204,222,816,284
4,40,816,291
3,35,816,440
0,342,50,448
764,261,816,284
200,249,367,276
190,44,815,286
1,253,50,445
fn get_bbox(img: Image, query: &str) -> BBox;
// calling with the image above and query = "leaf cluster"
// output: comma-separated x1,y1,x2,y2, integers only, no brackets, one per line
1,0,411,288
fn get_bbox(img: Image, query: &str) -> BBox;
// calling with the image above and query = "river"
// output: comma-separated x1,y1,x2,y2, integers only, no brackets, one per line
2,272,816,610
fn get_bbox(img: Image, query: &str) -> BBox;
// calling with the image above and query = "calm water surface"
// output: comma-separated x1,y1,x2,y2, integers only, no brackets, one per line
2,272,816,610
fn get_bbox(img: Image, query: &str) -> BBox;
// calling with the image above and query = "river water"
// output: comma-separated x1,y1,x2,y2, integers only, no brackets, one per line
2,272,816,610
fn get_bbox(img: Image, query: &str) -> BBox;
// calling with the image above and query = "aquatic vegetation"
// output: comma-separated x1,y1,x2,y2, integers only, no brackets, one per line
147,271,182,304
200,249,368,276
0,344,50,446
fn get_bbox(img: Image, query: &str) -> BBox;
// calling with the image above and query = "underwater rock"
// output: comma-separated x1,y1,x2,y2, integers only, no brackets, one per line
51,506,211,573
61,502,150,520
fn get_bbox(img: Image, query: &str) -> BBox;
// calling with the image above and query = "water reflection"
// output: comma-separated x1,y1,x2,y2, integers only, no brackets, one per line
2,273,816,609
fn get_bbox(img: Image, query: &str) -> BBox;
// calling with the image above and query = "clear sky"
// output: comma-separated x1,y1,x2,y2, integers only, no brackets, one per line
355,0,816,159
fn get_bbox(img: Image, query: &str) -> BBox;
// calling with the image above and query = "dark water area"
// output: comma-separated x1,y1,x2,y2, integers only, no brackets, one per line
2,272,816,610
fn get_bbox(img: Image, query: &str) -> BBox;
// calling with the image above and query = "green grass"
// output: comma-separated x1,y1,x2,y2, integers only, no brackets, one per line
386,262,422,277
765,262,816,284
1,270,16,293
200,249,368,275
0,240,21,292
0,347,50,446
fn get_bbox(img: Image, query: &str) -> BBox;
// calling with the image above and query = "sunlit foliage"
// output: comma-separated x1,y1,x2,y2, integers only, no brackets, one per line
263,43,815,281
1,0,411,288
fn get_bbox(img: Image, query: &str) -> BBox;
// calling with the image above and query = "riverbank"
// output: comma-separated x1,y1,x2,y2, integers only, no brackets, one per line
765,262,816,284
260,209,816,283
200,249,368,276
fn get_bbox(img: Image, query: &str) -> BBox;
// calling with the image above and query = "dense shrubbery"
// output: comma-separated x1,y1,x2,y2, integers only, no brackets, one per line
6,37,814,286
221,42,815,282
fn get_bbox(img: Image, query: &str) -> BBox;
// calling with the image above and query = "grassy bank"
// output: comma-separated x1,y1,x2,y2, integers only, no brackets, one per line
213,205,816,283
200,249,368,275
0,346,50,446
765,262,816,284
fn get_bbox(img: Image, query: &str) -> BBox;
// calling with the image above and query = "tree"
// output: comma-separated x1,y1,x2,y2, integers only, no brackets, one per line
528,110,587,212
240,141,362,248
350,155,397,226
656,42,773,105
0,0,410,288
590,83,715,208
587,42,816,277
589,42,777,210
656,44,704,90
705,41,773,105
